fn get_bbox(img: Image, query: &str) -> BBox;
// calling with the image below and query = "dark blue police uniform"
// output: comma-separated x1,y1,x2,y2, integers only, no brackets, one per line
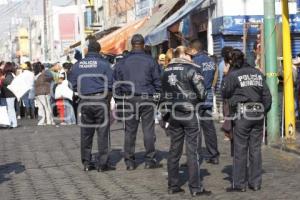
222,63,272,191
113,49,161,169
193,52,220,163
69,52,113,170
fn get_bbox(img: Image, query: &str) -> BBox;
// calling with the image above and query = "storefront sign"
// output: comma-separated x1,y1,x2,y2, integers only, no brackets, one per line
212,14,300,35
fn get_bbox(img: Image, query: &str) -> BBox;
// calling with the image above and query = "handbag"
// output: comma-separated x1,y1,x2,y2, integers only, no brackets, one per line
0,106,10,127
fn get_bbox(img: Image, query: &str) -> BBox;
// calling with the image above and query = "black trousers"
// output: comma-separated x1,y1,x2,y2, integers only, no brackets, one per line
168,110,203,193
232,113,264,189
79,98,110,167
198,109,219,159
123,96,156,166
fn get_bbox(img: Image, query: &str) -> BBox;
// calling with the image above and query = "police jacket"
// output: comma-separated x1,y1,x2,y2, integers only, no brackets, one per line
192,52,216,109
161,58,206,113
69,52,113,96
222,63,272,113
113,50,161,95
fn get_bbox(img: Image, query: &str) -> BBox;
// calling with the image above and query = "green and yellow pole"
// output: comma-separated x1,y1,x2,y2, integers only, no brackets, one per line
282,0,296,141
264,0,280,143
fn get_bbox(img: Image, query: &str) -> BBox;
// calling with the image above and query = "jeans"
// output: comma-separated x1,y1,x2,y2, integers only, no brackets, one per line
0,98,17,128
64,100,76,125
22,92,35,108
36,95,54,125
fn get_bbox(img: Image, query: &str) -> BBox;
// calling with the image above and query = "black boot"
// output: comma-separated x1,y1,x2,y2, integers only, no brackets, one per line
30,107,35,119
25,108,31,119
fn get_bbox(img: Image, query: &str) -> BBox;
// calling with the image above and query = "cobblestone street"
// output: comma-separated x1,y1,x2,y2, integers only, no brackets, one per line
1,120,300,200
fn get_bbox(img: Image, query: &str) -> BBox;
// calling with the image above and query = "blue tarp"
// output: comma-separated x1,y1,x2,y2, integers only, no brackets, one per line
145,0,206,46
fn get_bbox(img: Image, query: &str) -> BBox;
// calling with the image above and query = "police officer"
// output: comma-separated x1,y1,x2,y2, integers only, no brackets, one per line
191,39,220,164
222,49,272,192
113,34,162,170
161,46,211,197
69,40,115,172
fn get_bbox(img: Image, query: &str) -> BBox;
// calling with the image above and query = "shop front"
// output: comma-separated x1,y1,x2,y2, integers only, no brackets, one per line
212,14,300,64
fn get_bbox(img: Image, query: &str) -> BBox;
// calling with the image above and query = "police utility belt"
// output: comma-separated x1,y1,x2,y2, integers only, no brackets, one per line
239,103,263,114
86,92,104,96
122,92,153,97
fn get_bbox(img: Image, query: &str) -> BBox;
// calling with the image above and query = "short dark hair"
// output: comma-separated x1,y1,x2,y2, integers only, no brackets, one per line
25,61,32,71
230,49,245,69
63,62,73,71
3,62,15,74
33,62,44,75
221,46,234,63
88,39,101,53
131,34,145,45
190,39,203,51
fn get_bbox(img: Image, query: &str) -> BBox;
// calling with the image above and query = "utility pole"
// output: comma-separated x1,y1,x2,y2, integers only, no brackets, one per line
48,0,54,61
149,0,153,16
9,22,13,61
28,17,32,61
264,0,279,144
77,0,86,58
103,0,110,29
282,0,296,141
43,0,48,61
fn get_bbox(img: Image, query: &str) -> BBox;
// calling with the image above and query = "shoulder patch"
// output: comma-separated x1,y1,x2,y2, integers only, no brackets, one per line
168,73,178,86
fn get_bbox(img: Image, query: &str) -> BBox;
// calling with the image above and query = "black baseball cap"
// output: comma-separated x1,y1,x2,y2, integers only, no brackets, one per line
131,34,145,45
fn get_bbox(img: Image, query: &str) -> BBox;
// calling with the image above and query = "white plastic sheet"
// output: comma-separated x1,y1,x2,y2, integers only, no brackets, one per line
0,106,10,126
7,70,35,100
54,80,73,101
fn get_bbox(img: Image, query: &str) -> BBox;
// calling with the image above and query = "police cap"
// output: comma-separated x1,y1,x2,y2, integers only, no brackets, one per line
131,34,145,45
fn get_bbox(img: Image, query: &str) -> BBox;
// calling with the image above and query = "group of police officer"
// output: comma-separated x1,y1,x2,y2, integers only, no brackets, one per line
69,34,271,197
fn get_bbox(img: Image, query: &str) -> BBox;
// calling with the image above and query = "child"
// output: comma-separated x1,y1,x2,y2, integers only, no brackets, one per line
54,70,76,125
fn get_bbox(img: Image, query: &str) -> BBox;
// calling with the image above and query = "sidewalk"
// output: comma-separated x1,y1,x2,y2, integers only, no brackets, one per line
271,121,300,156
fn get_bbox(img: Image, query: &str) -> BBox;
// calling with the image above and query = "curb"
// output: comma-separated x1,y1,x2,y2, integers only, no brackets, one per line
271,143,300,157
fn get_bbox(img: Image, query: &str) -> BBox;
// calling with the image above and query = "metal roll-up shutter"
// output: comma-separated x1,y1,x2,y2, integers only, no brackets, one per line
291,34,300,57
213,35,224,62
213,35,256,59
223,35,256,66
212,34,257,118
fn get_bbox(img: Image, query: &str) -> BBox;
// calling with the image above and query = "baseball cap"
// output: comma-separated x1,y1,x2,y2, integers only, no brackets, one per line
20,63,28,70
159,54,166,61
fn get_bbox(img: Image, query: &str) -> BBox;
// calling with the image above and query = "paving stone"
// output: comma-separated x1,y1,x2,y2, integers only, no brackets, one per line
0,119,300,200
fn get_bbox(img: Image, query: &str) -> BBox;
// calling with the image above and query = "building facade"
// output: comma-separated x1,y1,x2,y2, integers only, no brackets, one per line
211,0,300,61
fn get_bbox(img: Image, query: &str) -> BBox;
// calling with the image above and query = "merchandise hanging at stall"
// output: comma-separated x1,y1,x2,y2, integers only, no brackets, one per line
145,0,211,46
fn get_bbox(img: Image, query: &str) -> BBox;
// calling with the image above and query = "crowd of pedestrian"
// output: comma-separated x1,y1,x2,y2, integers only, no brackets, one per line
0,33,278,197
0,60,76,128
